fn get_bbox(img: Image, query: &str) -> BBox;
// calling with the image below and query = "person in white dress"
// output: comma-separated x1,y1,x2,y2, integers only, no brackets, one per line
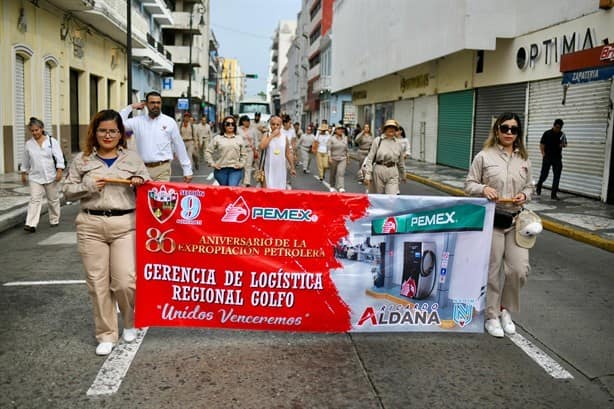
258,116,295,189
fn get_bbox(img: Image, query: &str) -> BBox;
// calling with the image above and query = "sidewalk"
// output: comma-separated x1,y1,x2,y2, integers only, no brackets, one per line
402,158,614,252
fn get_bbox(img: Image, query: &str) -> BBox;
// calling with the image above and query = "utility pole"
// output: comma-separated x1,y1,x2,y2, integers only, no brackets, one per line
187,6,204,114
126,0,132,103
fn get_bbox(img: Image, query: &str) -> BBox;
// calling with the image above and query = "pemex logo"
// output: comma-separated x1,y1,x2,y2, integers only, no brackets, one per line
382,217,397,234
222,196,250,223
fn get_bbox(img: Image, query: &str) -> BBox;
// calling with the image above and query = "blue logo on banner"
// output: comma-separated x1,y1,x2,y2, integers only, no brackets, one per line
177,98,189,110
162,77,173,90
453,303,473,328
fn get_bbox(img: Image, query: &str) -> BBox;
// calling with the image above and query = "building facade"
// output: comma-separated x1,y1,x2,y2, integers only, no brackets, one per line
332,0,614,202
268,20,297,116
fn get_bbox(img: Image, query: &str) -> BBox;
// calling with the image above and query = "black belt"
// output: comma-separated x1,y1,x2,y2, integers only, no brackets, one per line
83,209,135,217
145,160,170,168
375,161,397,167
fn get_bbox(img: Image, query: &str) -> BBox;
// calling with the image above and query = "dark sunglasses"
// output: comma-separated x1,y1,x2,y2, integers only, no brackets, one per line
499,124,519,135
224,122,236,127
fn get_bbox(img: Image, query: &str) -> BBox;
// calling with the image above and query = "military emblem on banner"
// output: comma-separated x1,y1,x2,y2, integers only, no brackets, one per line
452,302,473,328
148,185,179,224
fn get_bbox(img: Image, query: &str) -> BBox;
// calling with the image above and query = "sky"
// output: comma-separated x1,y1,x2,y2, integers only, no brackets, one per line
210,0,301,97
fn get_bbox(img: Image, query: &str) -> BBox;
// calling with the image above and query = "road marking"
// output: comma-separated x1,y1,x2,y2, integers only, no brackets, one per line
87,328,148,396
3,280,86,286
507,332,574,379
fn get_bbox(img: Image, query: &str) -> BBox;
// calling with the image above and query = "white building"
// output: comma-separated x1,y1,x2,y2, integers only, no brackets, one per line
268,20,297,115
332,0,614,202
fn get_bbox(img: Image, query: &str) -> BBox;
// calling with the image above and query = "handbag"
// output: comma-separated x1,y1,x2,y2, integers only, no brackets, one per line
311,140,319,153
493,209,515,229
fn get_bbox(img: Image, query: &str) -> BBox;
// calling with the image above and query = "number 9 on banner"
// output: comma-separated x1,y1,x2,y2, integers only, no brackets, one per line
180,195,201,220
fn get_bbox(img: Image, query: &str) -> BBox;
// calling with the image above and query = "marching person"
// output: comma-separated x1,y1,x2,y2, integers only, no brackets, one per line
237,115,257,187
535,118,567,200
328,125,349,192
314,123,331,181
355,123,374,183
205,116,248,186
465,112,534,338
250,112,267,141
120,91,193,182
363,119,406,194
179,112,199,170
259,115,296,190
297,125,315,174
63,109,150,355
195,115,212,158
20,117,65,232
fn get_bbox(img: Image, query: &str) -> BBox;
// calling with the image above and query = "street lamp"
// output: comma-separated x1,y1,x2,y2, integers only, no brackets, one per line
187,5,205,114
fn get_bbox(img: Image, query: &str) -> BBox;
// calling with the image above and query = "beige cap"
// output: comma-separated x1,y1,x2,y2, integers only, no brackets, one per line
383,119,399,130
318,124,329,132
515,209,543,249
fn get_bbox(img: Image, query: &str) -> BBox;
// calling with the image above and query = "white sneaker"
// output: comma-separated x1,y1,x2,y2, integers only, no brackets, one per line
95,342,114,356
123,328,137,343
500,309,516,335
485,318,504,338
338,188,346,193
329,187,336,192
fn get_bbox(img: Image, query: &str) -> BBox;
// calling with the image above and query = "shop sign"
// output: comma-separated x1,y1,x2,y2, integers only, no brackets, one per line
400,74,429,92
352,90,367,101
562,65,614,84
516,27,598,69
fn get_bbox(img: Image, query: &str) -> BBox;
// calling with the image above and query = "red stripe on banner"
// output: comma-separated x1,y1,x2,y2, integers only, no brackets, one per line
135,182,369,332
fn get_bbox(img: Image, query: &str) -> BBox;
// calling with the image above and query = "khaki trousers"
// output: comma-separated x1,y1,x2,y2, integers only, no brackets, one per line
147,161,171,182
329,158,347,190
184,140,198,169
486,226,530,319
243,148,255,186
369,164,399,194
300,148,313,171
76,212,136,343
316,152,328,179
26,180,60,227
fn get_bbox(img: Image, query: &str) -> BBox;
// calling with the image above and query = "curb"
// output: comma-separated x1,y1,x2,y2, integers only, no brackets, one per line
405,173,614,253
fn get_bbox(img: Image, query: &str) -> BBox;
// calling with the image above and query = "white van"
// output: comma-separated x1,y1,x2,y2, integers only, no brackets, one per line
238,98,271,123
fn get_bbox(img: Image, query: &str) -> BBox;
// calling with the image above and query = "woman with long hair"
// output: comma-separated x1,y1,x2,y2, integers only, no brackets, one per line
21,117,65,232
205,115,248,186
63,110,150,355
465,112,534,338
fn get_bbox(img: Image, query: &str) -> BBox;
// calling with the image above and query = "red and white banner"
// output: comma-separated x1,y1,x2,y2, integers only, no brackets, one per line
135,182,492,333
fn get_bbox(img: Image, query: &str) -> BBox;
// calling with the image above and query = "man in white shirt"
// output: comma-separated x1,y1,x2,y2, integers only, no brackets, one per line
120,91,193,182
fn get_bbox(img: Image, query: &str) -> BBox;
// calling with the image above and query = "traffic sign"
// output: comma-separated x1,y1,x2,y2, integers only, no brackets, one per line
162,77,173,90
177,98,188,110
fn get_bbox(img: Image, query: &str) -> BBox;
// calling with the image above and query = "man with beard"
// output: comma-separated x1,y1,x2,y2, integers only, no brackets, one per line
120,91,193,182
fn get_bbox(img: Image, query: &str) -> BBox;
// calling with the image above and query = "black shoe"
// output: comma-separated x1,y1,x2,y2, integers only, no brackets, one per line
24,226,36,233
50,223,59,228
535,186,541,195
551,194,560,200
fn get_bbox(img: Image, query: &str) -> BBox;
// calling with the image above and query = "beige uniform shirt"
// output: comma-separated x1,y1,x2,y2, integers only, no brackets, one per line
363,136,405,181
327,135,348,161
355,132,374,152
180,123,195,142
196,123,212,147
62,148,150,210
465,145,533,213
205,134,248,169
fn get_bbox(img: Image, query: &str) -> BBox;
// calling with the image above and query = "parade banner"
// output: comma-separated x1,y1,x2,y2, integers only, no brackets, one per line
135,182,493,333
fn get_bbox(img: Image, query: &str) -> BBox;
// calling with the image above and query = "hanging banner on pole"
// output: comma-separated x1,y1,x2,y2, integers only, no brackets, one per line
135,183,493,333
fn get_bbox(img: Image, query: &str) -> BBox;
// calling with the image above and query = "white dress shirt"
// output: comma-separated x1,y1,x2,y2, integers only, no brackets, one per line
22,135,65,184
119,106,193,176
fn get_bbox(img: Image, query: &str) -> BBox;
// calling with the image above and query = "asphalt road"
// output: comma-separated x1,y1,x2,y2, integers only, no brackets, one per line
1,155,613,408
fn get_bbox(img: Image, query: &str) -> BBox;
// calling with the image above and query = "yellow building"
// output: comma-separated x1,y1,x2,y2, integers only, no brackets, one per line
220,58,244,115
0,0,130,173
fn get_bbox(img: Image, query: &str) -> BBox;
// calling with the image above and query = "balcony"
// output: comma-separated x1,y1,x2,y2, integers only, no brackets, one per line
163,11,205,34
165,45,203,66
308,64,320,80
132,45,173,73
131,10,149,48
161,79,204,99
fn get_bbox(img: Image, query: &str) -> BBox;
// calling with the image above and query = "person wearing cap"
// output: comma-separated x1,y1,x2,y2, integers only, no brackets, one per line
362,119,406,194
180,112,199,170
327,125,349,192
464,112,534,338
314,123,331,181
120,91,193,182
355,123,374,183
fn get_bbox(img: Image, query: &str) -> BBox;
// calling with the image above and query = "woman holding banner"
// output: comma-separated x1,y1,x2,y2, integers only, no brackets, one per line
63,109,150,355
464,112,534,338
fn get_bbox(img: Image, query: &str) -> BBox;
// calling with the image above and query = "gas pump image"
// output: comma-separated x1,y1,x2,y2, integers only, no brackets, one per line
437,233,457,309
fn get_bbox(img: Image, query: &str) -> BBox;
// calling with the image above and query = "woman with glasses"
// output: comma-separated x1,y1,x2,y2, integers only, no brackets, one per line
20,117,65,232
63,109,150,355
465,112,533,338
258,115,295,190
205,116,248,186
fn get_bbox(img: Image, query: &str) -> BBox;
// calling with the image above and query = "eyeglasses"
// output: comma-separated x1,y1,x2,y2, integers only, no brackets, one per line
499,125,519,135
96,129,120,136
224,122,236,127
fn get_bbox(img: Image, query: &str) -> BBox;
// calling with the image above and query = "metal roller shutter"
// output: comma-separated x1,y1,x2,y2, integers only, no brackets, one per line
527,78,611,199
473,83,527,159
44,63,52,133
437,90,474,170
15,55,25,171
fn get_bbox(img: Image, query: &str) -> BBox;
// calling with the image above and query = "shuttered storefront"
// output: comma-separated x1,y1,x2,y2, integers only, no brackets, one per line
473,83,527,159
44,63,52,133
527,78,612,199
15,55,26,171
437,90,474,169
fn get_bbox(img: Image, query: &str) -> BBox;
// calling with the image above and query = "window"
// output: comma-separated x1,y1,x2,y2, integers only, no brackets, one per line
309,52,320,69
310,0,321,20
320,47,331,77
309,25,321,45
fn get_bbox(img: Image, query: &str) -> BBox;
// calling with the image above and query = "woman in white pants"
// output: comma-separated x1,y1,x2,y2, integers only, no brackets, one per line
21,117,65,232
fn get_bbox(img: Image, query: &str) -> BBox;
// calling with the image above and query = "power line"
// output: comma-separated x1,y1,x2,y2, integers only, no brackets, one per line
211,23,272,40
